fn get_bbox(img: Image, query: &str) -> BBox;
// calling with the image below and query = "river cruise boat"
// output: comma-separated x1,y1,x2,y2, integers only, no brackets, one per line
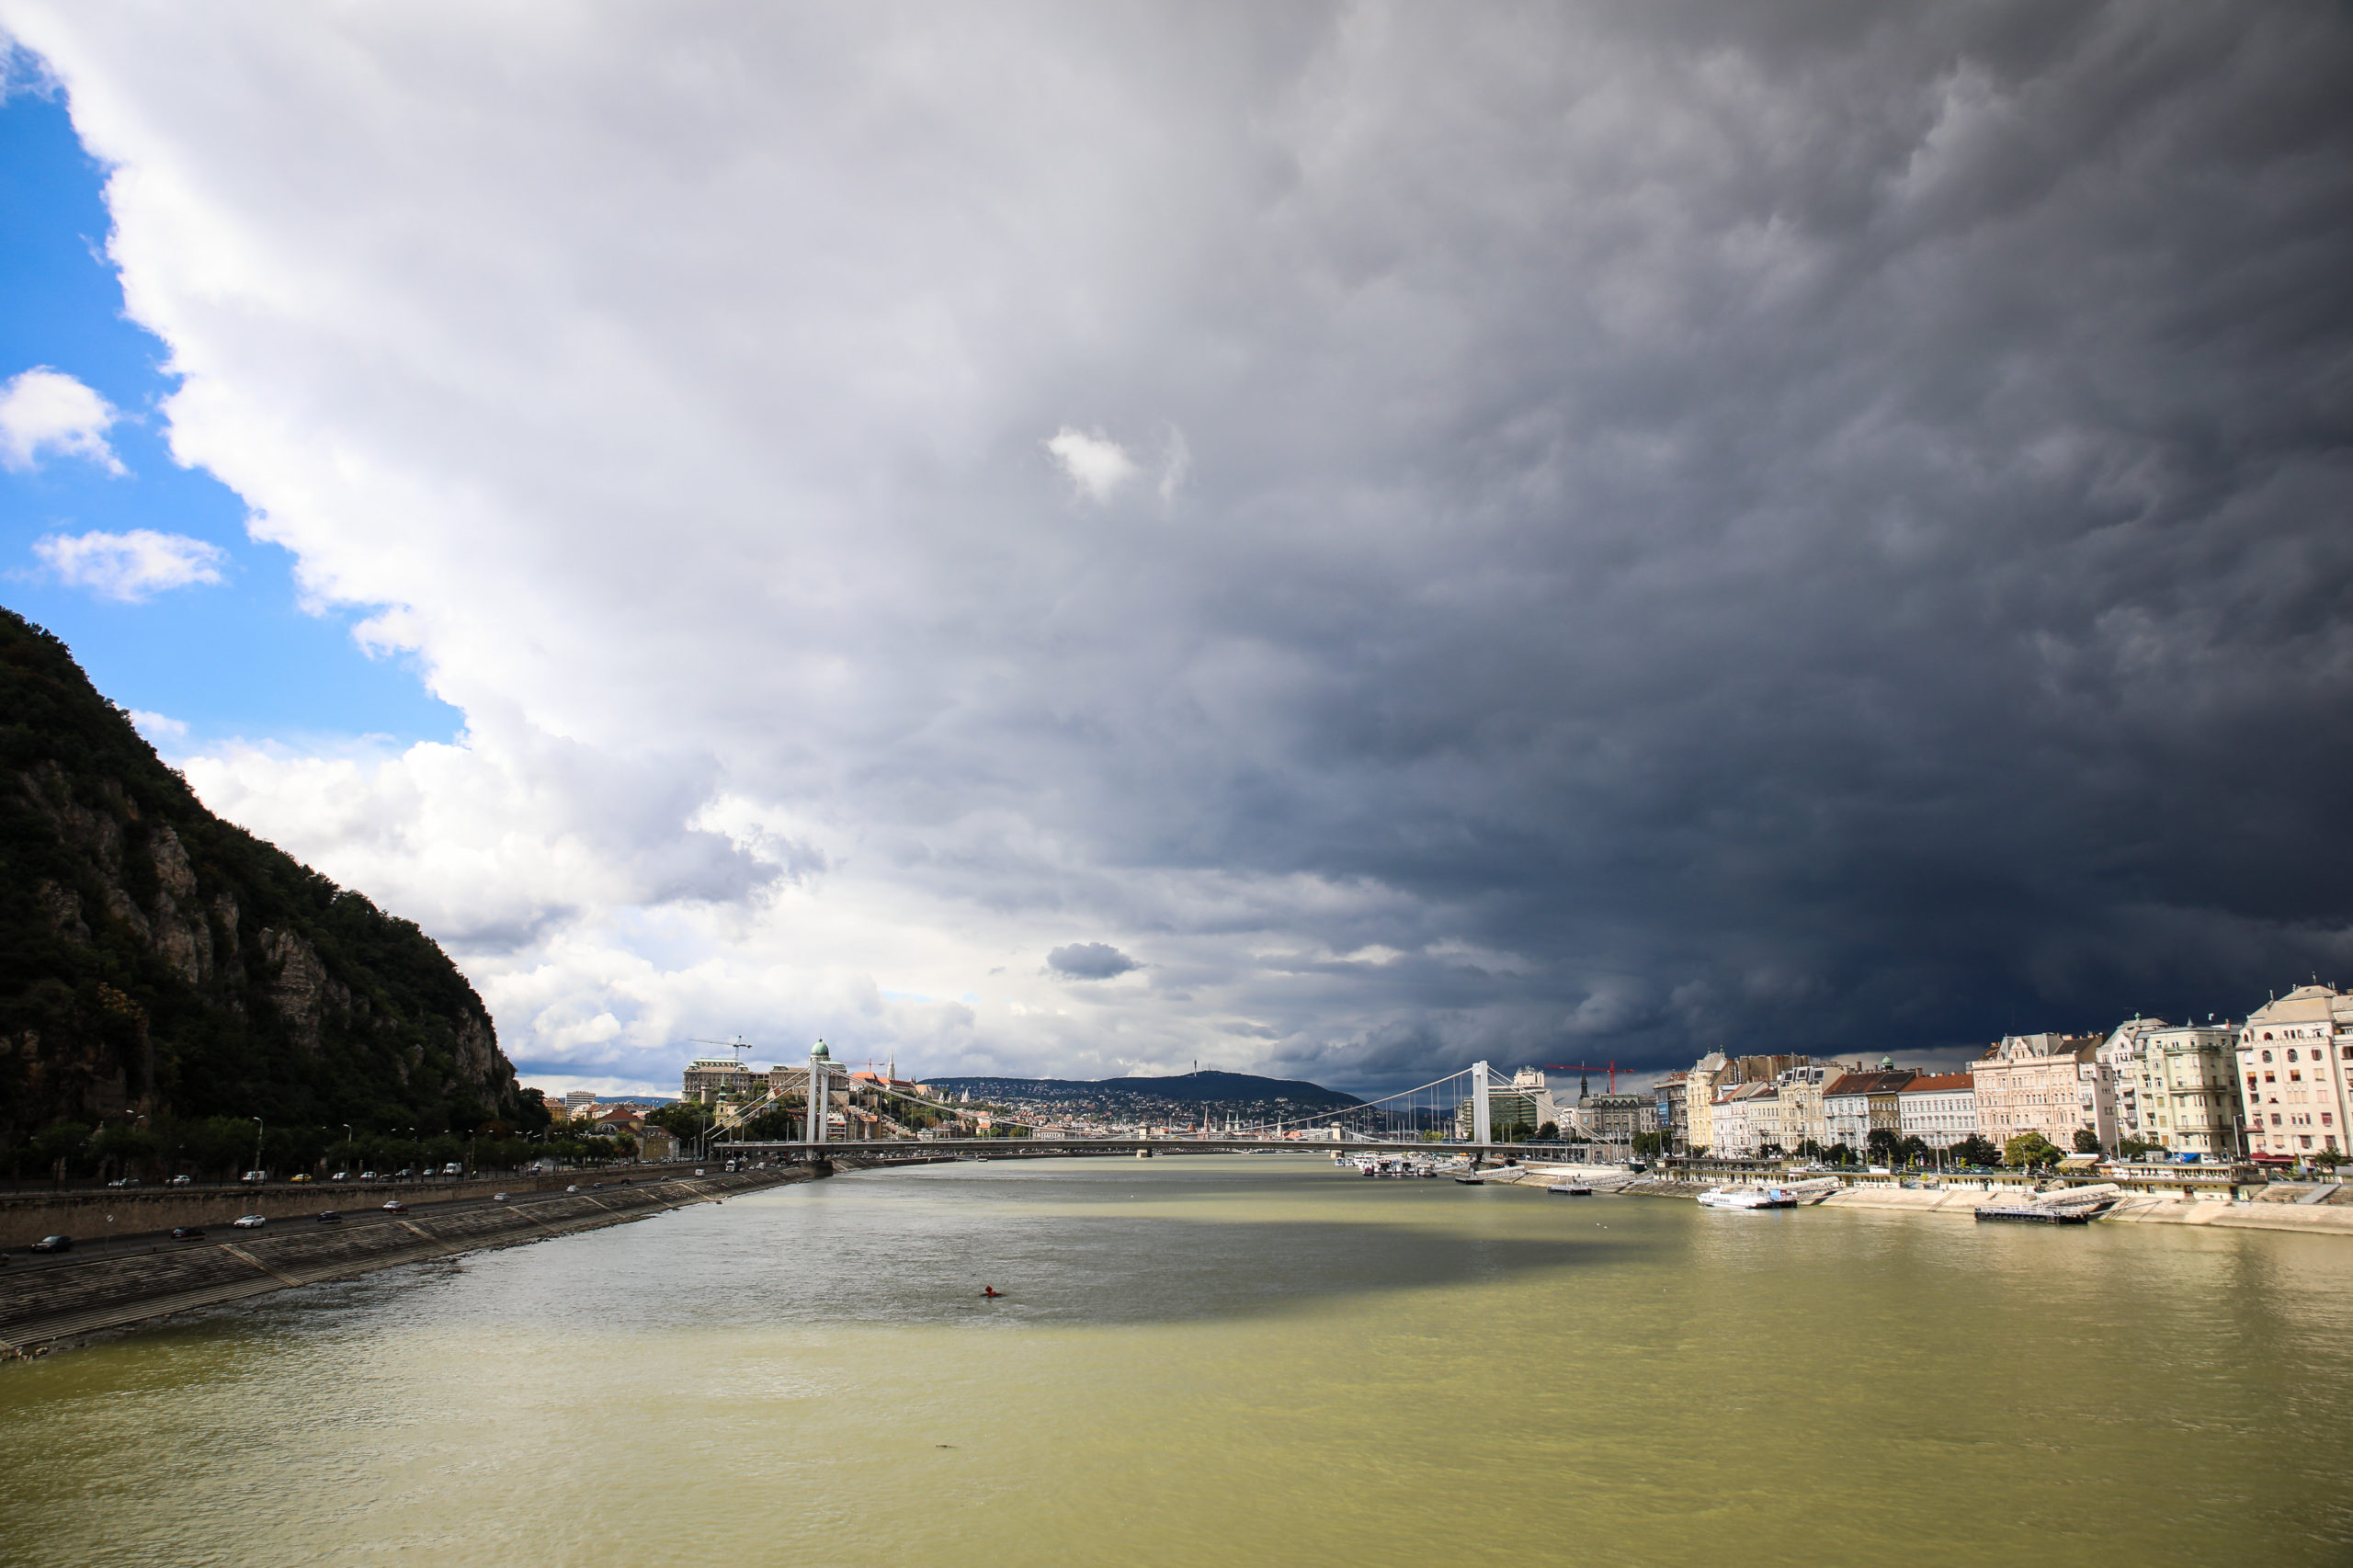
1697,1186,1797,1210
1548,1184,1595,1196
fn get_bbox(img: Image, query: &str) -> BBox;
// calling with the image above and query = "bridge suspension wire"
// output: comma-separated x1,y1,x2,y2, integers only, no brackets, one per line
1252,1066,1490,1143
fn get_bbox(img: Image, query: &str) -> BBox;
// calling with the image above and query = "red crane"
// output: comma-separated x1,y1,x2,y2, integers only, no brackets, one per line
1542,1062,1617,1094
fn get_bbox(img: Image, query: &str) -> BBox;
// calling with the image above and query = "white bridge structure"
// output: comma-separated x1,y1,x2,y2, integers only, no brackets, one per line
708,1042,1586,1164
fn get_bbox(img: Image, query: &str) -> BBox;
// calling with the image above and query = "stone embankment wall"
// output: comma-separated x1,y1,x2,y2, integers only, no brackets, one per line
0,1165,722,1250
0,1167,809,1359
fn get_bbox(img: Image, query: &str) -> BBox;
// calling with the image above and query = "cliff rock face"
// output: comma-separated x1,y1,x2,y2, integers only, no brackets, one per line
0,608,522,1148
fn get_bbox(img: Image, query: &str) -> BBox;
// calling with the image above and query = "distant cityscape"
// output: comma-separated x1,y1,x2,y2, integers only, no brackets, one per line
525,982,2351,1172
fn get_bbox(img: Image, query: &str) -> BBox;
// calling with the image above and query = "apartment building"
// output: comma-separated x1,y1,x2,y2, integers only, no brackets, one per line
1897,1073,1976,1150
1970,1033,2110,1151
2097,1018,2168,1144
2238,985,2352,1161
1824,1068,1915,1150
2132,1022,2240,1159
1707,1082,1779,1158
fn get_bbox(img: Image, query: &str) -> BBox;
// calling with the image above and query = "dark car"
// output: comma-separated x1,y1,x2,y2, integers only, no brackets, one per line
28,1235,72,1253
169,1226,207,1240
316,1210,343,1224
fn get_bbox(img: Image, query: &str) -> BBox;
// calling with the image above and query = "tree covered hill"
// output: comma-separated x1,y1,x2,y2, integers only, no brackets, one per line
926,1070,1361,1123
0,607,528,1173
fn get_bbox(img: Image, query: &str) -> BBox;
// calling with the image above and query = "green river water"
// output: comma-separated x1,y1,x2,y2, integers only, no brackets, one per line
0,1155,2347,1567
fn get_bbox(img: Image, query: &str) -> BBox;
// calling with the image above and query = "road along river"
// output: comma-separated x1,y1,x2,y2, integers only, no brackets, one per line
0,1154,2346,1567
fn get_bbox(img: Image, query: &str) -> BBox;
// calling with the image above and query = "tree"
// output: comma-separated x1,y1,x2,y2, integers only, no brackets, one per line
1823,1142,1855,1167
2073,1129,2102,1154
1866,1128,1902,1165
1896,1134,1930,1166
2005,1131,2065,1169
2117,1136,2157,1161
1951,1134,2000,1168
1536,1121,1559,1141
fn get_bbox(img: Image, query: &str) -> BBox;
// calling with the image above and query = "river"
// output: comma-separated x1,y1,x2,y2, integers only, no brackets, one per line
0,1155,2347,1566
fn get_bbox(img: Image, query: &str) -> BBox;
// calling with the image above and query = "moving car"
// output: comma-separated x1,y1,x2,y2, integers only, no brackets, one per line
381,1200,407,1213
29,1235,72,1253
492,1193,509,1202
316,1210,343,1224
231,1214,268,1229
169,1226,207,1240
168,1174,193,1186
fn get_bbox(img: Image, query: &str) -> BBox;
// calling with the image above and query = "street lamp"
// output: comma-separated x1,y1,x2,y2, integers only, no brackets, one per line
251,1117,265,1180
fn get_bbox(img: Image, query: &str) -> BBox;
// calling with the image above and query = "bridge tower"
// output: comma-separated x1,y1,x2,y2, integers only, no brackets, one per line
1470,1060,1492,1145
807,1040,831,1147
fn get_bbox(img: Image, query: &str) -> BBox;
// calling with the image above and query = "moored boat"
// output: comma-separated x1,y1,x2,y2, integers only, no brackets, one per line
1698,1185,1796,1210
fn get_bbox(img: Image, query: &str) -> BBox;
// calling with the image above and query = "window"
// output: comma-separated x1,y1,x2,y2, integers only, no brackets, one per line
2262,1051,2274,1062
2289,1050,2301,1062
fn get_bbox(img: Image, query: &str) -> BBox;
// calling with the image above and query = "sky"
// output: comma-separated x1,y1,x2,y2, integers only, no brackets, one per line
1,3,2348,1097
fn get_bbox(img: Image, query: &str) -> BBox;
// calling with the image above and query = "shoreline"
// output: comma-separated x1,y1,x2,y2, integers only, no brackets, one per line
1492,1164,2353,1237
0,1166,812,1362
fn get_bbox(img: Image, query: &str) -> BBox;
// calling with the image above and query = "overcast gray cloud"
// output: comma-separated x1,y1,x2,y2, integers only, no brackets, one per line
6,0,2349,1092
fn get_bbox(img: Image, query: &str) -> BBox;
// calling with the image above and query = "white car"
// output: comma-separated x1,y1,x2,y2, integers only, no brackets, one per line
492,1192,509,1202
231,1214,267,1229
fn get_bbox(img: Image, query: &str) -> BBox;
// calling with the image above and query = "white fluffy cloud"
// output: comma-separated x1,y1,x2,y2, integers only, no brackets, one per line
9,3,2351,1095
33,528,225,601
0,366,123,473
1043,427,1139,503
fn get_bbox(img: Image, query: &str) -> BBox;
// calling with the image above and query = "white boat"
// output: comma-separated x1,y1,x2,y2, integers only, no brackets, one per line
1548,1184,1595,1197
1698,1185,1796,1210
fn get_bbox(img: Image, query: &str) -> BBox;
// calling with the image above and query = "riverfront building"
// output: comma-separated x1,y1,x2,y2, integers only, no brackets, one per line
2130,1023,2240,1159
1708,1081,1779,1158
2097,1018,2169,1146
1970,1033,2110,1151
1823,1068,1915,1151
1652,1072,1688,1152
1897,1073,1976,1151
2238,985,2353,1161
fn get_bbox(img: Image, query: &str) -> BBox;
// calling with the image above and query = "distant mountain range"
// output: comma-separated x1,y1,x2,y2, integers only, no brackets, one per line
926,1070,1359,1120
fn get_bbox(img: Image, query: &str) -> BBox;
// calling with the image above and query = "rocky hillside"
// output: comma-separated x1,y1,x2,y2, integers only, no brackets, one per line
0,608,522,1157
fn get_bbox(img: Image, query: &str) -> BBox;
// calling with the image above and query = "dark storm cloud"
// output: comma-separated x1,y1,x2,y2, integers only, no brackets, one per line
996,0,2353,1083
1048,943,1143,982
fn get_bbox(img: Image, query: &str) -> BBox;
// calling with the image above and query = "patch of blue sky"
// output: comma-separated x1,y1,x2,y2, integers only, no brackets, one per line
0,65,460,751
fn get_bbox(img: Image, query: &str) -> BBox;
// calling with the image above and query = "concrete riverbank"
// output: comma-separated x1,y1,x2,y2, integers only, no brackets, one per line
0,1166,812,1360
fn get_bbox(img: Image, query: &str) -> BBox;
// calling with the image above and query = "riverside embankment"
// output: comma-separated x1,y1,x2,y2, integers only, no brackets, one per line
1497,1163,2353,1236
0,1167,705,1251
0,1166,811,1358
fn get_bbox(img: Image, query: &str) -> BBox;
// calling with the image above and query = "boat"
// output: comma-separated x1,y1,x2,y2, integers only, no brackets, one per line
1698,1186,1796,1210
1454,1175,1485,1185
1974,1203,2091,1224
1548,1184,1595,1197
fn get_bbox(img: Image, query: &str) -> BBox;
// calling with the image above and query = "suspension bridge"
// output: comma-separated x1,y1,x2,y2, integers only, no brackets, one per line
699,1044,1622,1165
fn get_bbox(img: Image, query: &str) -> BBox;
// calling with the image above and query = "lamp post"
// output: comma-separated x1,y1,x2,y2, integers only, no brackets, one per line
252,1117,265,1181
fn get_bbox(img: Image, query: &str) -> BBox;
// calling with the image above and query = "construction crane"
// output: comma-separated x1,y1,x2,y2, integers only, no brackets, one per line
1542,1062,1620,1095
689,1036,755,1060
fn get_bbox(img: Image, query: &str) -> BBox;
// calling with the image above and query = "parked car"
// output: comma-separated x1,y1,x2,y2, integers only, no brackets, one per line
168,1174,193,1186
290,1174,311,1183
381,1200,407,1213
231,1214,267,1229
394,1167,415,1178
441,1163,463,1176
106,1177,129,1187
241,1170,268,1184
359,1170,379,1180
316,1210,343,1224
492,1193,509,1202
565,1184,580,1193
330,1172,349,1181
170,1226,206,1240
29,1235,73,1253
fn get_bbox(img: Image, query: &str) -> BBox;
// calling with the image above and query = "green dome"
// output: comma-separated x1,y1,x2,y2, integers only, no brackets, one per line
812,1040,832,1060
